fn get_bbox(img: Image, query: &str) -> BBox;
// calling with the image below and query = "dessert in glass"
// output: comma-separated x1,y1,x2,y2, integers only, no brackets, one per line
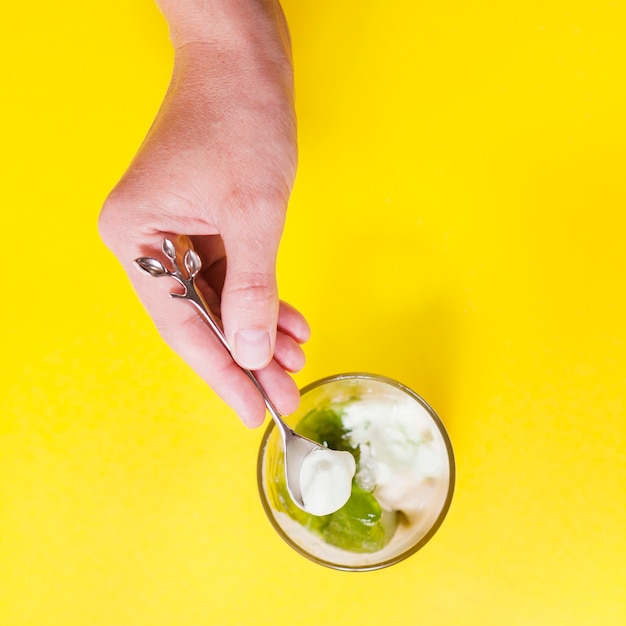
257,373,455,571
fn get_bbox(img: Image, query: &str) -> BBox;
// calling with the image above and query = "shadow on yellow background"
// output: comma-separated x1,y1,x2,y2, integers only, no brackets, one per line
1,1,624,625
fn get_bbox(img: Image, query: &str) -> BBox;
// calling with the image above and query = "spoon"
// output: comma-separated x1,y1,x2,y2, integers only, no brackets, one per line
134,238,353,514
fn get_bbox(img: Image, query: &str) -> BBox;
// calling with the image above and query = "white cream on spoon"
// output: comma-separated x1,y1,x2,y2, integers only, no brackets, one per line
299,448,356,516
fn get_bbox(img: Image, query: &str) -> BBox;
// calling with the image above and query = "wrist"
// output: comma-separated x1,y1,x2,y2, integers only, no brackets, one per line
156,0,290,52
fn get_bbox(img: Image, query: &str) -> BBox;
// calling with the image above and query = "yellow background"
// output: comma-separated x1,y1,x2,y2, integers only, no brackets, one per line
1,1,625,624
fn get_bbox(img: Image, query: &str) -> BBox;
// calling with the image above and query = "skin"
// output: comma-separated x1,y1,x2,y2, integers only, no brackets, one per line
99,0,308,427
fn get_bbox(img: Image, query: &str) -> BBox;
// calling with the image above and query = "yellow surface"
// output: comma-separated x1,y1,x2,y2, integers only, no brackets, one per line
1,1,625,624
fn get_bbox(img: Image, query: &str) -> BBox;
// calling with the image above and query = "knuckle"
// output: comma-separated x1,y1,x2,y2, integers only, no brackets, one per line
97,194,122,245
98,189,141,247
224,180,289,219
226,272,277,305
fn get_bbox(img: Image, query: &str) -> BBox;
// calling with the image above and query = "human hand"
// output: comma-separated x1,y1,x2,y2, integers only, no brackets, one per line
99,0,308,427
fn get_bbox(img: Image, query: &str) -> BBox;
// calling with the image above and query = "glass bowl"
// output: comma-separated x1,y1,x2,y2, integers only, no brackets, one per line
257,373,455,571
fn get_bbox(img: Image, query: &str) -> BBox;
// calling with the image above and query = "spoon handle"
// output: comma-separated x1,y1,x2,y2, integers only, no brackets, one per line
185,288,283,422
135,238,282,422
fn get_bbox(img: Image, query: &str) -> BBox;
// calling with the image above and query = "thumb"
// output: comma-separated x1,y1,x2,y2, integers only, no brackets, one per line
220,230,281,371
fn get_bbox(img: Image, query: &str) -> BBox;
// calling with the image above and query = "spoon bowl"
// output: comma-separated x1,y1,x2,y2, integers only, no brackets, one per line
273,417,320,507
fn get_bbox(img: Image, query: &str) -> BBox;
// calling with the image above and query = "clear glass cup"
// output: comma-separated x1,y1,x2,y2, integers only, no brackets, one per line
257,373,455,571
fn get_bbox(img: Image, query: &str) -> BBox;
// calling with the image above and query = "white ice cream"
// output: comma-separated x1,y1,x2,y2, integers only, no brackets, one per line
342,396,446,521
299,448,356,516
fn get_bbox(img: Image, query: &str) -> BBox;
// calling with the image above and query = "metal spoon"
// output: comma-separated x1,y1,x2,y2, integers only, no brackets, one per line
134,238,344,513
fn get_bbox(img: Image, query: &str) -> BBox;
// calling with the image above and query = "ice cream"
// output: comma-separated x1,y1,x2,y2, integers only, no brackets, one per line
299,448,356,516
342,396,446,522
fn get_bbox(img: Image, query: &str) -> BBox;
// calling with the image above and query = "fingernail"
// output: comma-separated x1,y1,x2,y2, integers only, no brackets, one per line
234,329,271,370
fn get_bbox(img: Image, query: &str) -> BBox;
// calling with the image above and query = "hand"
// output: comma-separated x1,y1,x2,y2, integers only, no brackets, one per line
99,1,308,427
